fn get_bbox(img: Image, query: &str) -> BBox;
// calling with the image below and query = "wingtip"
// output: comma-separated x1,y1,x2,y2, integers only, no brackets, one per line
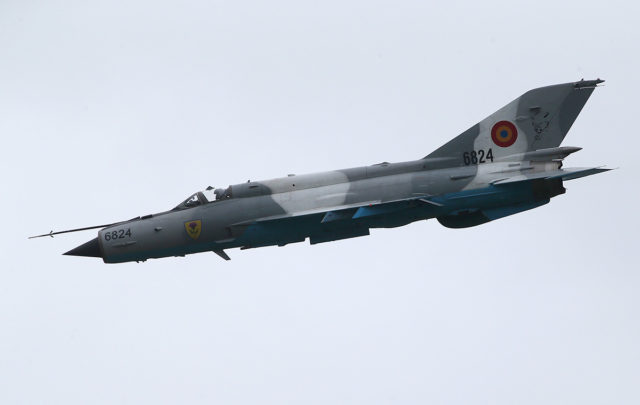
574,78,605,88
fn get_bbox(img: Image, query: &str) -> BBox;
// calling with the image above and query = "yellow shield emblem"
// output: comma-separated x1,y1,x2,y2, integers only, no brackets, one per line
185,220,202,240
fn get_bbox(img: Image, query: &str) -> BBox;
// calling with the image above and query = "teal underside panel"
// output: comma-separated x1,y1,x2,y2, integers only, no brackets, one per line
321,209,356,223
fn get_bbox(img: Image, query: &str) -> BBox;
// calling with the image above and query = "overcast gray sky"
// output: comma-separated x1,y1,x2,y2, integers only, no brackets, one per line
1,0,639,404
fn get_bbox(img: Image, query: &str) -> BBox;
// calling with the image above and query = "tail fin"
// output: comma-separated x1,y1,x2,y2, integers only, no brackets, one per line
426,79,603,163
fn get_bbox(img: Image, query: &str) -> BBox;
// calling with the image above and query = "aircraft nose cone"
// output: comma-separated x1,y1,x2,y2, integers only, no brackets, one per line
64,237,102,258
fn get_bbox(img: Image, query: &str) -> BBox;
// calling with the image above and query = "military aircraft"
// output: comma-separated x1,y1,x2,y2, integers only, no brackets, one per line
31,79,610,263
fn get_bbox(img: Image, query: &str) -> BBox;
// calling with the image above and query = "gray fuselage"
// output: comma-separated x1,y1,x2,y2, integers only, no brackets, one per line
97,157,560,263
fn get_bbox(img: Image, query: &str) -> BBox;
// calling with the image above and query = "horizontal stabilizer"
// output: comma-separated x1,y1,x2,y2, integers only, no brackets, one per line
492,167,611,185
546,167,612,181
496,146,582,162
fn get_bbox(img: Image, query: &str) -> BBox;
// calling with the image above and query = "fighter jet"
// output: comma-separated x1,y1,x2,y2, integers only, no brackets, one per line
31,79,610,263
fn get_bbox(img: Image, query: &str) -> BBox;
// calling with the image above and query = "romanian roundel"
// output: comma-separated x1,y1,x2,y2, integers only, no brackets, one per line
491,120,518,147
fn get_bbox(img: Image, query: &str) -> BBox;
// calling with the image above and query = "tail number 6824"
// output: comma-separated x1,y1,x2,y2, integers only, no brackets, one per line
463,149,494,165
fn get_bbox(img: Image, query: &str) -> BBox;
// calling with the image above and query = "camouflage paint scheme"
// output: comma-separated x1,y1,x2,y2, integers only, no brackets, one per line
56,79,609,263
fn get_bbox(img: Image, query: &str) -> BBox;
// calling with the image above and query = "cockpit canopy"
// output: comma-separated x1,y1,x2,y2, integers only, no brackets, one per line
172,186,232,211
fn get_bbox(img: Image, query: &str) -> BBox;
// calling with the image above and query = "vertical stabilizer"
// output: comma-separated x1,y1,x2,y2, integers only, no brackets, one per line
426,79,603,164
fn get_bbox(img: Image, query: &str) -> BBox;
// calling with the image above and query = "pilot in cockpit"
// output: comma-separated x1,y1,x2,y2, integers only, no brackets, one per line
174,186,231,211
202,186,230,202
